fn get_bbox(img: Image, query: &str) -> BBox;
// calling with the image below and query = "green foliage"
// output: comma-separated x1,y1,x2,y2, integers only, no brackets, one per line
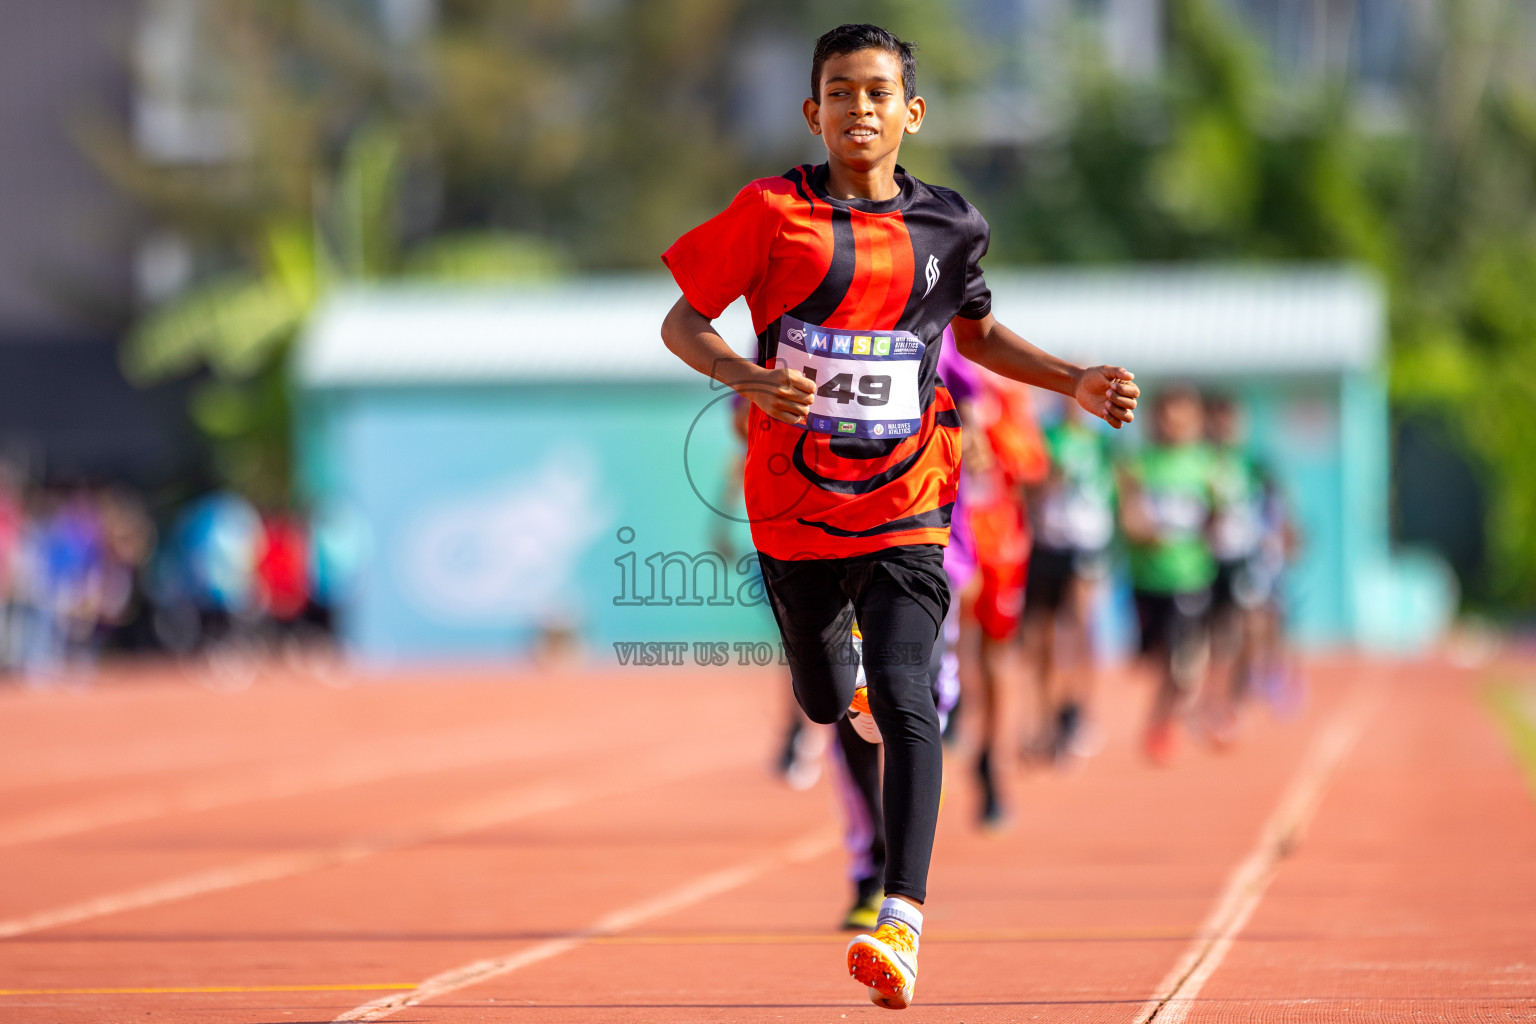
403,232,568,281
963,0,1536,609
95,0,980,504
113,115,550,502
93,1,598,502
986,0,1382,264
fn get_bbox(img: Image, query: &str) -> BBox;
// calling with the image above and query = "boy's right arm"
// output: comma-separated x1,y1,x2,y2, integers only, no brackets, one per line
661,297,815,425
950,313,1137,429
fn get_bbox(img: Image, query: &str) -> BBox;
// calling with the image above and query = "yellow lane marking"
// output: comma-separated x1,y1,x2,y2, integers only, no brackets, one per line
0,746,724,941
587,927,1193,945
0,984,415,996
1,927,1194,996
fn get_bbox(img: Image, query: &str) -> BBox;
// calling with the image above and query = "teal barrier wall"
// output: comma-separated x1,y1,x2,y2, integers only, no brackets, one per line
302,379,777,662
304,370,1382,659
294,272,1445,661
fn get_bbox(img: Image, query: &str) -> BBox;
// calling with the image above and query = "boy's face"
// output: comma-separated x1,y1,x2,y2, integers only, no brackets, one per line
1155,394,1204,446
1207,403,1241,445
803,48,923,169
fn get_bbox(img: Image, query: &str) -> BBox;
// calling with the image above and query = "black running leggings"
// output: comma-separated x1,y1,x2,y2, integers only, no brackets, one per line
758,550,945,904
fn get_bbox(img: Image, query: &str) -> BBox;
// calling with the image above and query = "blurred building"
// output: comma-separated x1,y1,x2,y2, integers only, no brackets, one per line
0,0,432,489
952,0,1427,144
0,3,196,486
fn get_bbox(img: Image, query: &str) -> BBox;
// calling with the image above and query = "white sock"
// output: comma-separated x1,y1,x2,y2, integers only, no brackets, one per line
877,897,923,946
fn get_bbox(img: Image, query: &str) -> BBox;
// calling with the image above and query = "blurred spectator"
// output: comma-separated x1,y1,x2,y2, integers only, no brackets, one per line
95,488,157,650
1117,384,1219,766
307,503,369,635
148,490,263,655
0,474,346,683
953,358,1049,828
256,513,311,624
1022,398,1116,765
0,463,23,671
1205,395,1302,720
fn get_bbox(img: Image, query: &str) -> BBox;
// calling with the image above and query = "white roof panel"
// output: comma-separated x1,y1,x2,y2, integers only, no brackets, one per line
297,279,757,388
296,266,1383,388
987,267,1384,373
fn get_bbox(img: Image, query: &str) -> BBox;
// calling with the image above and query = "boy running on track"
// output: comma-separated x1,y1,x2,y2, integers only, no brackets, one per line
1205,395,1301,722
660,24,1138,1009
1022,399,1116,765
945,344,1049,827
1118,385,1218,766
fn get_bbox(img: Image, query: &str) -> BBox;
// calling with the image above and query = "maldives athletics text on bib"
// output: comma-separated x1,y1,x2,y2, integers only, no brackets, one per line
773,314,925,440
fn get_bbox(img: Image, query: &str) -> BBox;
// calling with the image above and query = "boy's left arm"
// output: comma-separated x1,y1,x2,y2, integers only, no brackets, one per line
950,313,1139,429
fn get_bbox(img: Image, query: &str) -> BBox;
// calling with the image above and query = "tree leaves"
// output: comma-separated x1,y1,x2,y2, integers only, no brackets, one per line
123,272,302,385
968,0,1536,606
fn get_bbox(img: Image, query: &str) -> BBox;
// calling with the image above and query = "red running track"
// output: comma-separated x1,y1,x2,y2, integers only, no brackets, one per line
0,654,1532,1023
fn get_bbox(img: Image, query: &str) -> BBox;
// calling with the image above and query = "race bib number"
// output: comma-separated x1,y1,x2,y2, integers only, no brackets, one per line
1148,491,1208,537
774,315,924,439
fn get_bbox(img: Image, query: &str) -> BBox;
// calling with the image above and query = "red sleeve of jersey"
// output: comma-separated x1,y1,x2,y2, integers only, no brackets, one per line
661,182,772,320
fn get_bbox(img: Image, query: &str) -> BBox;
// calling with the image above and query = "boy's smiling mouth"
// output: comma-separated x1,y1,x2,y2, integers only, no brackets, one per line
845,123,880,140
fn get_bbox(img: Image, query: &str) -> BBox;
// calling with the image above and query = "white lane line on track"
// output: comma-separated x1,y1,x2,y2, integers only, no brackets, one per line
332,828,839,1023
0,724,611,849
1132,678,1386,1024
0,751,718,941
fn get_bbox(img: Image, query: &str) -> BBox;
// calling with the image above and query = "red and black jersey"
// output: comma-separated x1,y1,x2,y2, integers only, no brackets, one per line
662,163,993,560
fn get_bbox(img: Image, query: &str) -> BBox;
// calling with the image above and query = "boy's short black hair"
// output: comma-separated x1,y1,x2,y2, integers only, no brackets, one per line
1157,382,1204,409
810,23,917,103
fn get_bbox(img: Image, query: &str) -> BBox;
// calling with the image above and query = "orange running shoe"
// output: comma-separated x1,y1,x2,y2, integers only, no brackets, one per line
846,626,882,744
849,685,872,716
847,920,919,1009
847,684,882,745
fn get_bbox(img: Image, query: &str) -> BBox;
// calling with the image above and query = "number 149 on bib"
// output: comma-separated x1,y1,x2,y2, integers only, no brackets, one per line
799,366,891,407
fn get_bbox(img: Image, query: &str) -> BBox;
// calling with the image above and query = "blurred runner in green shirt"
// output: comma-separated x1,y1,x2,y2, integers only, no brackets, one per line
1022,400,1116,766
1206,395,1301,728
1118,384,1218,765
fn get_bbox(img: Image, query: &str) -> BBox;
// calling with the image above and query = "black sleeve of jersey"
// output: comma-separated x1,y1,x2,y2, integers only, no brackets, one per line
957,204,993,320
